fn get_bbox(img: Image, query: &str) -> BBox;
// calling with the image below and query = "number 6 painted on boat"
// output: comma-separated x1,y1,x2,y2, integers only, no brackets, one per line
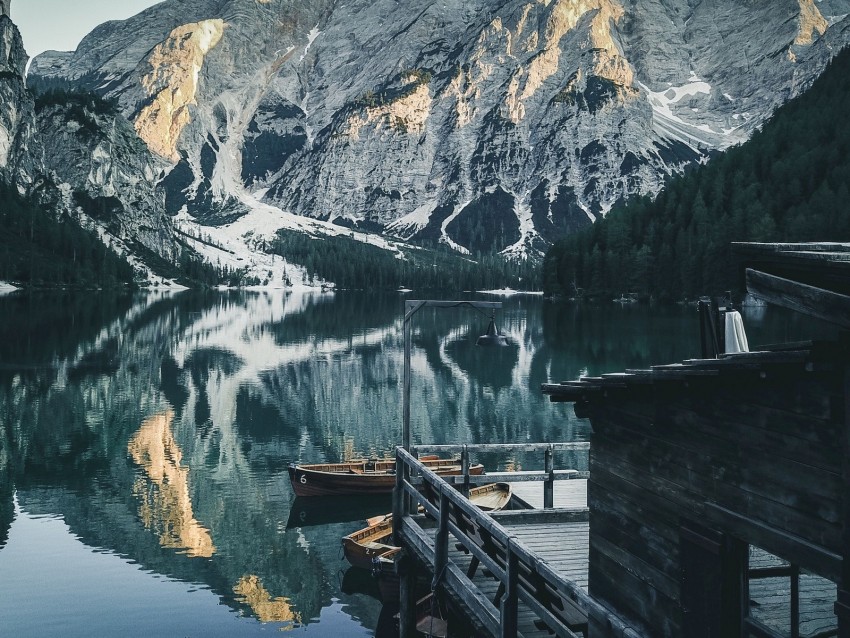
300,474,307,484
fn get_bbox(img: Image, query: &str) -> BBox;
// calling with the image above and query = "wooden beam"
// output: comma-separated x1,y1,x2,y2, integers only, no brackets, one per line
501,540,519,638
413,443,590,454
703,503,841,582
430,470,589,485
398,551,418,638
746,268,850,328
491,508,590,525
840,363,850,638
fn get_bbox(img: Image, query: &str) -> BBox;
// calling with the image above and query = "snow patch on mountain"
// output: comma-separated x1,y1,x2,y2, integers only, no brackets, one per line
300,26,320,62
173,187,414,289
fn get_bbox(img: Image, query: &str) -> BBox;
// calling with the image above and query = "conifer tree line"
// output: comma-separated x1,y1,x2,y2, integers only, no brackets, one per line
271,231,541,291
543,48,850,301
0,182,134,287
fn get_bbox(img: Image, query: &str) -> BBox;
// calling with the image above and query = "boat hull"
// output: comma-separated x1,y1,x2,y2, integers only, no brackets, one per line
342,516,394,570
342,483,512,571
288,459,484,497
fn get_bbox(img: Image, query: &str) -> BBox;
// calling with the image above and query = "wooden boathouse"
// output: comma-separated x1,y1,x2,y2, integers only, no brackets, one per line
390,243,849,637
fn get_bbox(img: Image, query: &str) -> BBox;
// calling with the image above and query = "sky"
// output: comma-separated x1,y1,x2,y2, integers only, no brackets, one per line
12,0,163,59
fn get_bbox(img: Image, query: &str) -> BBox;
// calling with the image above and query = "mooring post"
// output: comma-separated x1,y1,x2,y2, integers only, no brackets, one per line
544,445,554,509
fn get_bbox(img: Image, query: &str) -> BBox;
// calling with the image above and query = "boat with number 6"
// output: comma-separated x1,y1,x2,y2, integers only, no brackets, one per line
288,456,485,497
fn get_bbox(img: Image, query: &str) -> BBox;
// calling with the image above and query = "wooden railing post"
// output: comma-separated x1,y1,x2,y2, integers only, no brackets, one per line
791,564,800,638
461,445,470,498
393,450,404,546
433,486,450,591
408,447,419,513
501,538,519,638
544,444,554,509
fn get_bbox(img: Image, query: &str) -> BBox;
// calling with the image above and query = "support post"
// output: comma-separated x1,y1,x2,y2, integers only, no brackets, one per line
501,539,518,638
791,564,799,638
837,359,850,638
544,445,554,509
398,551,418,638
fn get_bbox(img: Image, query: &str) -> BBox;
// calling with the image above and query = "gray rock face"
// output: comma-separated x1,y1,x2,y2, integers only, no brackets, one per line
28,0,850,258
36,99,179,262
0,12,180,276
0,15,38,188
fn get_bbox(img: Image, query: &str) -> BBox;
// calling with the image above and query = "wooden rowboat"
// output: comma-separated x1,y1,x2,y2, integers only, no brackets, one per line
288,456,485,497
342,482,512,570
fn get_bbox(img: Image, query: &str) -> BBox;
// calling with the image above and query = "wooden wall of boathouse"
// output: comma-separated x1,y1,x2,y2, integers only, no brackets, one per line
547,348,847,638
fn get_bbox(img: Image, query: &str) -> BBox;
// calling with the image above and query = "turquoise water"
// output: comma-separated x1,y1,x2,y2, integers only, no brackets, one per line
0,291,834,636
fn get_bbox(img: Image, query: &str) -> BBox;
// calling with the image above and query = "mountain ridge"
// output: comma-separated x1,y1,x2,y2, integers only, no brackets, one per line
27,0,850,261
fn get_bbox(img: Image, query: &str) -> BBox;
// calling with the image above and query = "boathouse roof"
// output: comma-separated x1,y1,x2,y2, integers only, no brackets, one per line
542,339,847,405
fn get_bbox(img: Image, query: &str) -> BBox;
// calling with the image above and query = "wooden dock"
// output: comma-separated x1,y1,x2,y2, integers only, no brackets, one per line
508,479,587,510
390,442,839,638
419,519,590,638
392,446,637,638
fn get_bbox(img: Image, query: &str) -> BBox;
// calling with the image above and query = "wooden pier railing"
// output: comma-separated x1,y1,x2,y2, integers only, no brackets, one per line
392,445,642,638
413,442,590,507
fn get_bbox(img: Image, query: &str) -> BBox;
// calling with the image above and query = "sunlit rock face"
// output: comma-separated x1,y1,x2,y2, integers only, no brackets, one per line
28,0,850,257
136,20,225,162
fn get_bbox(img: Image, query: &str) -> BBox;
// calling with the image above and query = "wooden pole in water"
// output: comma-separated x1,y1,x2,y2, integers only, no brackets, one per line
402,300,502,450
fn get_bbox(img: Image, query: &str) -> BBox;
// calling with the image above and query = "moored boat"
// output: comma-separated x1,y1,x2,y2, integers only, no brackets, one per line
342,482,512,570
288,456,485,497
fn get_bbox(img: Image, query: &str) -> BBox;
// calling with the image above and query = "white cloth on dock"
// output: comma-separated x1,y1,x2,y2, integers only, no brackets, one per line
724,310,749,354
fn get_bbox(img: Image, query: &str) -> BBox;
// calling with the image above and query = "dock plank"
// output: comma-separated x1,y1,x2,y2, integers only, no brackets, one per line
509,479,587,510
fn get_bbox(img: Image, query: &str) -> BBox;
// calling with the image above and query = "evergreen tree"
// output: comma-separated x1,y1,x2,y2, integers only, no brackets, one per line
543,47,850,300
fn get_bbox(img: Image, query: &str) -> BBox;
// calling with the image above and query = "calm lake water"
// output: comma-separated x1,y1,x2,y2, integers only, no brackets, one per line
0,290,835,636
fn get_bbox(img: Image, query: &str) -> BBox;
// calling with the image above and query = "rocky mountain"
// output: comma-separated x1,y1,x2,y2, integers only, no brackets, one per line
0,3,181,284
22,0,850,262
0,9,38,189
35,93,179,265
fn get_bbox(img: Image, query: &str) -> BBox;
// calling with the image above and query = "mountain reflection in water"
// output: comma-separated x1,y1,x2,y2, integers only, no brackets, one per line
129,410,216,558
0,290,835,636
